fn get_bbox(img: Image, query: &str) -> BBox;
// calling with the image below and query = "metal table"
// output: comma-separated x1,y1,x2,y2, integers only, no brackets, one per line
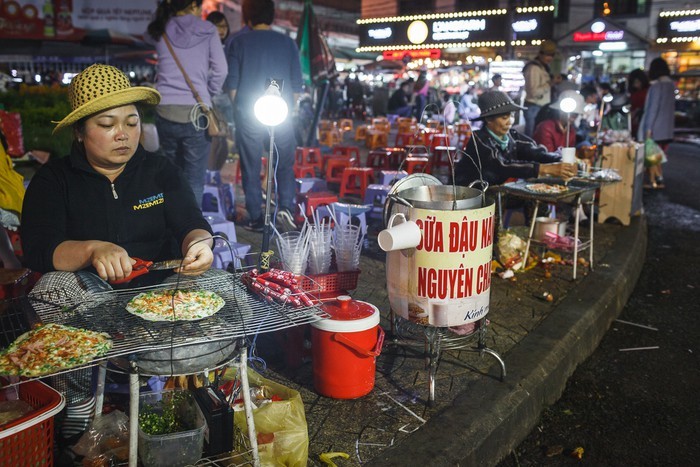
496,179,600,280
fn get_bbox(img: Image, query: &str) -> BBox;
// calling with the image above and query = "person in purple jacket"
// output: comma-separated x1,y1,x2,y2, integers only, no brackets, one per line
146,0,227,207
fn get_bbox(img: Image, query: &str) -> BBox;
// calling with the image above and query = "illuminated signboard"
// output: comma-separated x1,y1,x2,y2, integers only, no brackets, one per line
357,7,554,52
382,49,441,61
657,11,700,39
573,20,624,42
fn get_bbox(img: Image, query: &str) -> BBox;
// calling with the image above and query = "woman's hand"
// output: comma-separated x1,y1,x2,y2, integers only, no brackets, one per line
539,162,578,179
90,242,135,282
179,229,214,275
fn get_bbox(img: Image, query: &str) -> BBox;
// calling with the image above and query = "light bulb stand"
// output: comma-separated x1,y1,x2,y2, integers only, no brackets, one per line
253,80,288,271
260,126,276,268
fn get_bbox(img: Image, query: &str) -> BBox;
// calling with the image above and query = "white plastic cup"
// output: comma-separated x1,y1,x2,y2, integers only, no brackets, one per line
378,213,422,252
561,147,576,164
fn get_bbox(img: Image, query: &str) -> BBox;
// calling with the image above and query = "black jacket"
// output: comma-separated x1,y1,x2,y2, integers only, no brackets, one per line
454,127,561,187
21,144,212,273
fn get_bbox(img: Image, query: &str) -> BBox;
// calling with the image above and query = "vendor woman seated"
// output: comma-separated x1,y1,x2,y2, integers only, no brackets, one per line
21,64,214,285
454,91,577,187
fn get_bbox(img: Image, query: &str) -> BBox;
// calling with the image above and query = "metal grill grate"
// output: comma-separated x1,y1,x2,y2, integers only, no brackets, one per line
498,178,600,203
18,272,327,374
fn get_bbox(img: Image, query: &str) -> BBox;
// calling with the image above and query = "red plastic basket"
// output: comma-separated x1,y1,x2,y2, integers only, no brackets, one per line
299,269,360,299
0,381,66,466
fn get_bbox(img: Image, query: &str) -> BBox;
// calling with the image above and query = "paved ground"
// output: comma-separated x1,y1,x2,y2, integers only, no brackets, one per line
229,131,646,466
495,142,700,466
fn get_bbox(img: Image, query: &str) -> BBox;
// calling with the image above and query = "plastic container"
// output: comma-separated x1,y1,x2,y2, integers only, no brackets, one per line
299,269,360,299
0,381,66,467
138,389,207,467
312,296,384,399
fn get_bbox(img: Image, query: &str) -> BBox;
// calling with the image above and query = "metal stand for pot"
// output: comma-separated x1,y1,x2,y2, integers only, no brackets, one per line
389,313,506,405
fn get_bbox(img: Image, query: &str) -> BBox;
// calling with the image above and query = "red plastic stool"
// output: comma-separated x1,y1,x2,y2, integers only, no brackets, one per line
295,147,323,170
432,146,458,170
429,133,450,151
395,132,417,147
404,156,430,174
332,145,361,160
385,147,407,169
366,149,391,171
294,164,316,178
235,157,267,184
297,191,339,220
339,167,374,199
325,158,352,184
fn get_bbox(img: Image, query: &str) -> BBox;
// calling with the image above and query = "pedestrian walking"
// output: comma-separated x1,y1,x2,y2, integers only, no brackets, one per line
226,0,302,232
523,40,556,136
146,0,227,207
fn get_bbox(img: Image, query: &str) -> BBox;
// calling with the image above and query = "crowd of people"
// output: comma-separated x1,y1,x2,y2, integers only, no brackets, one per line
1,0,683,277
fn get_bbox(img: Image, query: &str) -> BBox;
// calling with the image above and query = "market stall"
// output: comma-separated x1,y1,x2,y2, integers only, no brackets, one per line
0,264,329,466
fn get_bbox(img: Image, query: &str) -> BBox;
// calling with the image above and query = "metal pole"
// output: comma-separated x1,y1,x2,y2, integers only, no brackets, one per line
260,127,276,270
306,80,330,147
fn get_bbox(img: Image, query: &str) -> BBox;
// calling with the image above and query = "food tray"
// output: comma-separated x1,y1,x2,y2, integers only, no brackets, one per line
0,380,66,466
299,270,360,299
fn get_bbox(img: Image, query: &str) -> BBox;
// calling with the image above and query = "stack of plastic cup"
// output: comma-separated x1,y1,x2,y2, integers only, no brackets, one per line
276,231,310,274
308,223,333,275
333,224,363,272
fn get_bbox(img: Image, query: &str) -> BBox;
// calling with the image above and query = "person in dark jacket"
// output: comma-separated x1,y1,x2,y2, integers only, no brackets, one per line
21,64,214,284
387,80,413,117
455,91,577,188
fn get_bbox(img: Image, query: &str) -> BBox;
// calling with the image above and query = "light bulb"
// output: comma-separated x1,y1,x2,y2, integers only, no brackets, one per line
254,84,289,127
559,97,577,114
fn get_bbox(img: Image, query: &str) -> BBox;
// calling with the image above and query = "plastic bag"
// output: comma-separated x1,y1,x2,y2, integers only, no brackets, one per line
497,230,527,271
223,368,308,467
72,410,130,462
644,138,667,167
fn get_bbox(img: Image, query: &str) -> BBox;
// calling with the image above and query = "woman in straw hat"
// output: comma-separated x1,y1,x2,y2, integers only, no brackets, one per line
20,64,214,284
454,90,577,188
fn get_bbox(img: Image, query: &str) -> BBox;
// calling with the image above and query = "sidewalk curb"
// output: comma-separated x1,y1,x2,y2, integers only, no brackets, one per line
366,216,648,466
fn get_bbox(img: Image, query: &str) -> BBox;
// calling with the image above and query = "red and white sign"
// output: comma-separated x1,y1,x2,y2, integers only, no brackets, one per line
0,0,157,40
573,30,625,42
382,49,441,61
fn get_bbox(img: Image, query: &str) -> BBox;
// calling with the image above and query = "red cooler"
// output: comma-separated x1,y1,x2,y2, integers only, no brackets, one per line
312,296,384,399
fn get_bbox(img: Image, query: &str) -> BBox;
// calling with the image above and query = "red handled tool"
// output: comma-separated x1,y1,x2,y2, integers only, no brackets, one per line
110,258,183,284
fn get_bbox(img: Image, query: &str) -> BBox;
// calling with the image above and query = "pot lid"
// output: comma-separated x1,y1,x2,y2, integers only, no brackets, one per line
313,296,380,332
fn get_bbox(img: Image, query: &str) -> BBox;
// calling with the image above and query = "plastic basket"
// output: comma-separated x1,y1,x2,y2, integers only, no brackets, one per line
0,381,66,466
299,269,360,299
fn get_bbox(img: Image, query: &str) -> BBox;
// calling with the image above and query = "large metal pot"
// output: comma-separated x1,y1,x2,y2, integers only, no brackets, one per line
389,185,485,211
111,340,238,375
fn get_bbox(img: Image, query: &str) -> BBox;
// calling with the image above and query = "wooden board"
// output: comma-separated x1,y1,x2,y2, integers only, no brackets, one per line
597,143,644,226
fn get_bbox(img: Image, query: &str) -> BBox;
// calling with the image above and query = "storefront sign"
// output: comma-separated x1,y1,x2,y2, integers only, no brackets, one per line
657,11,700,39
382,49,441,61
358,9,511,51
573,30,624,42
0,0,157,40
357,7,555,51
511,10,554,41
